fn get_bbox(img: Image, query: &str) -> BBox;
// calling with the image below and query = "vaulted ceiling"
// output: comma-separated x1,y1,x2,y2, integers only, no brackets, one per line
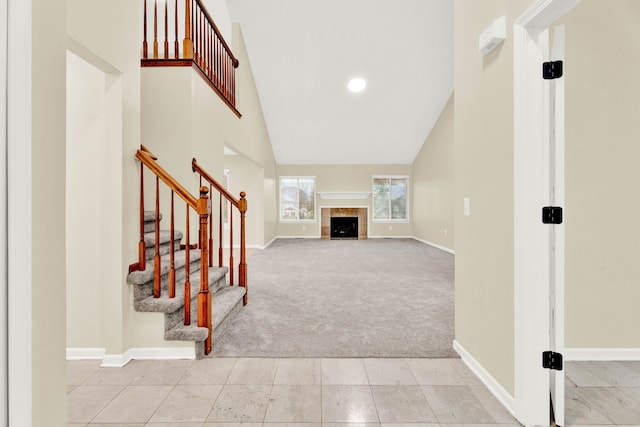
226,1,453,165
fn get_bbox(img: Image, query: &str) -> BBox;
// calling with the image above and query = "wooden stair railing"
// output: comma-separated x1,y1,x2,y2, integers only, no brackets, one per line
192,158,248,305
141,0,241,118
133,146,214,355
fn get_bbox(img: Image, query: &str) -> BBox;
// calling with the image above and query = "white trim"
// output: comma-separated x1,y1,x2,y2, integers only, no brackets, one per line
261,236,278,249
564,348,640,361
273,236,321,240
454,340,516,417
318,191,371,200
411,237,455,254
7,0,32,424
513,1,581,425
0,0,8,421
100,347,196,367
368,235,414,240
67,348,106,360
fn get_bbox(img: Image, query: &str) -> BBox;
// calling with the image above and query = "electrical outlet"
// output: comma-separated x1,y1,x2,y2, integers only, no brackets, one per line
444,229,448,236
302,225,306,231
389,225,392,230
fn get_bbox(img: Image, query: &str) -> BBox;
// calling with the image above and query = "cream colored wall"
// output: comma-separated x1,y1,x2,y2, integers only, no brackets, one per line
32,0,67,423
67,0,141,356
560,0,640,349
412,94,454,250
232,25,279,245
276,164,413,238
66,51,108,348
454,0,530,396
225,154,264,248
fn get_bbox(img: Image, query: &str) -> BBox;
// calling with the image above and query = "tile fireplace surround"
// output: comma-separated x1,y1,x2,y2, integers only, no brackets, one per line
321,207,368,240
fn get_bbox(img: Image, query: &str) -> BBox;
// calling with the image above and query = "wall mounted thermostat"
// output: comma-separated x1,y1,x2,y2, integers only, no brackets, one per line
479,16,506,55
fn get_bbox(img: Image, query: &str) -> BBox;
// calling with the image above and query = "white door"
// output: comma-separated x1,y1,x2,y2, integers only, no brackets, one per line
546,24,566,426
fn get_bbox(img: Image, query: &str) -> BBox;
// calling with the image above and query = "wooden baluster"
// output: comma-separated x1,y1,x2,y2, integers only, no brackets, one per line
194,6,198,63
214,38,219,86
209,184,213,267
183,0,193,59
199,11,204,68
224,52,231,99
154,176,161,297
239,192,248,304
184,205,191,325
143,0,148,59
198,8,203,66
207,24,211,78
174,0,179,58
218,193,223,267
163,0,169,59
169,191,176,298
229,196,234,286
233,58,239,106
138,164,147,271
153,0,159,59
197,186,211,355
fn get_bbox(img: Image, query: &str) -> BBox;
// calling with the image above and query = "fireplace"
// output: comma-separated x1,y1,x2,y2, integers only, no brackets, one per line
331,217,358,239
321,207,367,240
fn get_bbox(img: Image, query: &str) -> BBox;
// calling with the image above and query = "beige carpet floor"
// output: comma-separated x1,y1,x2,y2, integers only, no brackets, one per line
212,238,456,358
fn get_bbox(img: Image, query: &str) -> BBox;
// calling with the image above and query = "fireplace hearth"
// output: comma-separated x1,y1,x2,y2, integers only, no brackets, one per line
331,217,358,239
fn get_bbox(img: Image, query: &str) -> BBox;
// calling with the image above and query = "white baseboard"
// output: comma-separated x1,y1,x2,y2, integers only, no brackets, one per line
453,340,516,417
412,236,455,254
368,235,414,239
67,347,196,367
274,235,321,240
262,236,277,249
66,348,106,360
564,348,640,361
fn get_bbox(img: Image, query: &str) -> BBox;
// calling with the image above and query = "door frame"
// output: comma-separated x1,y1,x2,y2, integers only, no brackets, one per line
513,0,580,425
6,0,34,424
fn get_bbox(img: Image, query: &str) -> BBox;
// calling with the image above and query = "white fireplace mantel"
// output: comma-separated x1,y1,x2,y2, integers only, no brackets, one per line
317,191,371,200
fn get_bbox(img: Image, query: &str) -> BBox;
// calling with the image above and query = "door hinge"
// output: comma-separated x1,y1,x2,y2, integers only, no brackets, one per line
542,206,563,224
542,351,563,370
543,60,563,79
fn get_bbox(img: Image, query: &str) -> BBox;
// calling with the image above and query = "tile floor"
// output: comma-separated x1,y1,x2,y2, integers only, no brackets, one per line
67,358,640,427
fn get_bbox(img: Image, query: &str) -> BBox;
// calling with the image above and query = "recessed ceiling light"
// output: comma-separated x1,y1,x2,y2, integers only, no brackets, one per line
348,77,366,93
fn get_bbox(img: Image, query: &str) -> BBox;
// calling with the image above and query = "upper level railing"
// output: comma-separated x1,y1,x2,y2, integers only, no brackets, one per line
192,158,248,305
142,0,241,117
134,145,214,354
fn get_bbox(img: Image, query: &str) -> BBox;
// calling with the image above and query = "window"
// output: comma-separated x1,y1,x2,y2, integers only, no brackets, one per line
280,177,316,221
372,176,409,221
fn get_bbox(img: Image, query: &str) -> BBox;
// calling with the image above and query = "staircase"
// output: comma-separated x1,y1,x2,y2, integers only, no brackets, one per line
127,211,246,358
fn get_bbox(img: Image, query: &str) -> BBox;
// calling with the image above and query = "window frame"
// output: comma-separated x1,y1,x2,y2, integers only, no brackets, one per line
279,176,317,223
371,175,410,223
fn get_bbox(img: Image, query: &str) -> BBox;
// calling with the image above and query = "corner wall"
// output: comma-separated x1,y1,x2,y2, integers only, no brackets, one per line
67,0,141,357
32,0,67,423
454,0,531,397
412,94,454,251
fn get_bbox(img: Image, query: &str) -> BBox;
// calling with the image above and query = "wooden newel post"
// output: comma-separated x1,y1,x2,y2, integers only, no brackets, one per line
139,164,147,272
238,191,248,305
183,0,194,59
196,186,212,354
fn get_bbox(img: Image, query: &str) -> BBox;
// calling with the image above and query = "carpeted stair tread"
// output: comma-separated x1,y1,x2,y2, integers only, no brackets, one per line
161,285,245,343
165,323,208,342
127,249,203,285
144,230,183,248
211,286,246,334
144,211,162,222
134,266,228,313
